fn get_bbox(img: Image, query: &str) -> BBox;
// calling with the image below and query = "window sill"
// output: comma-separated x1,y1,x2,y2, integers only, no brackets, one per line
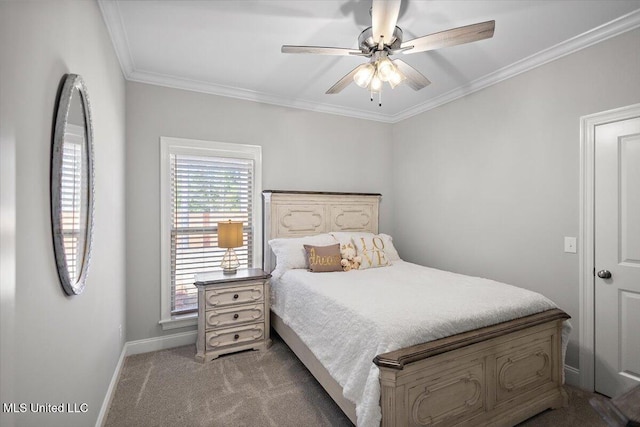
159,313,197,330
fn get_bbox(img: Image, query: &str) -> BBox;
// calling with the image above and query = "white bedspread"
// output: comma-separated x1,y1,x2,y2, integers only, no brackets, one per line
271,261,567,427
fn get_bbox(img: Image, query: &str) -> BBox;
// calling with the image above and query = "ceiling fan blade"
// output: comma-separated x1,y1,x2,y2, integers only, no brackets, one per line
282,45,362,56
393,59,431,90
401,20,495,54
326,64,368,94
371,0,402,47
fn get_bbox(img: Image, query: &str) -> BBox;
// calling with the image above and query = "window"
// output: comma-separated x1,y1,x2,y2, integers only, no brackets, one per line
160,137,262,329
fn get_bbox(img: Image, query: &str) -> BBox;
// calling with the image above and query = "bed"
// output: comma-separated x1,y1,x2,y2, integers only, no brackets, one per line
262,190,570,427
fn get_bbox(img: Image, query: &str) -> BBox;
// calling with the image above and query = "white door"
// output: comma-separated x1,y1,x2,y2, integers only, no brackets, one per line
594,115,640,398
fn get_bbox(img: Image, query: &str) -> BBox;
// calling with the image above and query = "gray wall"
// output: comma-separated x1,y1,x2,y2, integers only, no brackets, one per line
125,81,394,340
391,28,640,369
0,1,126,426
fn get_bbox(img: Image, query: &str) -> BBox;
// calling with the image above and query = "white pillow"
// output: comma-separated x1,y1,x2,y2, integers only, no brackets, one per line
268,234,337,271
329,232,401,262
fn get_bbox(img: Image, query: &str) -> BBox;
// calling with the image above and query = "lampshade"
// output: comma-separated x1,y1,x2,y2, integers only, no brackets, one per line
217,221,243,248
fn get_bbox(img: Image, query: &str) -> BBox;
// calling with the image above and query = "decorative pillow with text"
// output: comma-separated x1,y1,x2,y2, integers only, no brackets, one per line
330,232,401,262
303,244,343,272
352,235,391,269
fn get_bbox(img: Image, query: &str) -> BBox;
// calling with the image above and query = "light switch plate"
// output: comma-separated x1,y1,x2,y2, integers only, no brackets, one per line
564,237,577,253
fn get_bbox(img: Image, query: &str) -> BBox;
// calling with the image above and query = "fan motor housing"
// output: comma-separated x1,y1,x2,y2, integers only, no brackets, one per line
358,26,403,54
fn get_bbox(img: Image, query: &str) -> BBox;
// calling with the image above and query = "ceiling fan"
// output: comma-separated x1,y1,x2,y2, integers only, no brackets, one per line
282,0,495,106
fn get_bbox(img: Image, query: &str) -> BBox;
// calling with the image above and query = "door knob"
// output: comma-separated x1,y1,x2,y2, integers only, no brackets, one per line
597,270,612,279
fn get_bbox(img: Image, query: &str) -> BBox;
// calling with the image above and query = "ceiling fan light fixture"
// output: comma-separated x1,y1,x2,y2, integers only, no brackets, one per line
388,68,405,88
282,0,495,102
353,63,375,88
376,57,395,82
369,72,382,92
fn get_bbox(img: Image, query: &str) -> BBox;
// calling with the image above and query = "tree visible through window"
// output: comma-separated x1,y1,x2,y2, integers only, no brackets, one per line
169,154,253,314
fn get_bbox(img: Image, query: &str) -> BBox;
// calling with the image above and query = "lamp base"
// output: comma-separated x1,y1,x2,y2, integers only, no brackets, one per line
221,248,239,275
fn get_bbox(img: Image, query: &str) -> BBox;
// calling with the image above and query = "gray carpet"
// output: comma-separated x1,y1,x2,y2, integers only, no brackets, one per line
105,335,607,426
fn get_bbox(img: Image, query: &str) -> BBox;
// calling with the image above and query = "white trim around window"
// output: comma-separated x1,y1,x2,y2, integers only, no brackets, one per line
159,137,262,330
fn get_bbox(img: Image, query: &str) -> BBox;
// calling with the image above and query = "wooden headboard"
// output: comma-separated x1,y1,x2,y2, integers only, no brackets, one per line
262,191,381,272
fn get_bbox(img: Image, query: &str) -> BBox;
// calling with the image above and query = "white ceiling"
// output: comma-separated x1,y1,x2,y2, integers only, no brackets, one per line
99,0,640,123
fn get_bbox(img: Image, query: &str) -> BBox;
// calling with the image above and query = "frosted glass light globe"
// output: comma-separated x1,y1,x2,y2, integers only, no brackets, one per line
377,58,395,82
370,74,382,91
353,64,375,88
389,69,405,88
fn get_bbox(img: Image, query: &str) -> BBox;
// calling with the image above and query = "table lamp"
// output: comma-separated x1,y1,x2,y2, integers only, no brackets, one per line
218,220,243,274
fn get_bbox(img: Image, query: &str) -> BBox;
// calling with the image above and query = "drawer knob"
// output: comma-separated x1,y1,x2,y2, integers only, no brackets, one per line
233,313,239,319
234,334,240,340
233,294,239,299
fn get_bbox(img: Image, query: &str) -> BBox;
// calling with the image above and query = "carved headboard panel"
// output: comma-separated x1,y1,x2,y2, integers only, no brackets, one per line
262,191,381,272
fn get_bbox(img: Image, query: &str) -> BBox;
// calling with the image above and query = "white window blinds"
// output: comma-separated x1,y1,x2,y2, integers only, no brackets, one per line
169,154,254,315
61,132,88,283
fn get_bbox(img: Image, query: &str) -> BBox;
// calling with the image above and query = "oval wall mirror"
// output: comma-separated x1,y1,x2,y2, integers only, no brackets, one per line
51,74,94,295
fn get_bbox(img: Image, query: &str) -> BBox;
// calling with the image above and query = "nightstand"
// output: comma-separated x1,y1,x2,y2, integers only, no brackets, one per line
194,268,271,362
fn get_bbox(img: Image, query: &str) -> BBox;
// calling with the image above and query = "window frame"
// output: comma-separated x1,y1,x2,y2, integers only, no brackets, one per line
159,137,262,330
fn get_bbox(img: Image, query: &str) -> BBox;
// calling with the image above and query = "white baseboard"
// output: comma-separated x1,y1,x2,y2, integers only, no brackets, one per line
124,330,197,356
564,364,580,387
95,344,127,427
96,331,198,426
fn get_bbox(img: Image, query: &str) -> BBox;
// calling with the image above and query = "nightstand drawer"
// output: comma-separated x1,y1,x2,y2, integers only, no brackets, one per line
205,323,264,351
204,283,263,308
205,303,264,330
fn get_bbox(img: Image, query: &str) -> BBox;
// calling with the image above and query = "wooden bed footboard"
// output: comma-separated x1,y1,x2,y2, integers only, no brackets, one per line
374,309,570,427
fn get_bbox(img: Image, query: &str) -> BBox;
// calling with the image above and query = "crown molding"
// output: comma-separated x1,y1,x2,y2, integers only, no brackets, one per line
98,0,135,77
99,2,640,124
126,69,397,123
391,9,640,123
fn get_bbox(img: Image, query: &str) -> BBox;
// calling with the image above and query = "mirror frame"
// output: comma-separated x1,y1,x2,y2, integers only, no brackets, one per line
51,73,95,296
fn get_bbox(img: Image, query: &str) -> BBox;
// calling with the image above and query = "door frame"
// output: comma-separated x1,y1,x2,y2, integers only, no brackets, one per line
579,103,640,391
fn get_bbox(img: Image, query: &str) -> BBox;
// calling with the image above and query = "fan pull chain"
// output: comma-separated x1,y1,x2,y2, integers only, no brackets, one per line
369,89,382,107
